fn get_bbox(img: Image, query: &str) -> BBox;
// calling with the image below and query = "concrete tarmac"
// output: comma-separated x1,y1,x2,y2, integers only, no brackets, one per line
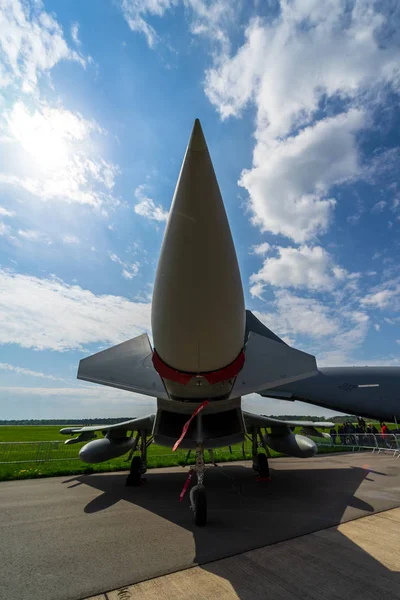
1,453,399,600
93,508,400,600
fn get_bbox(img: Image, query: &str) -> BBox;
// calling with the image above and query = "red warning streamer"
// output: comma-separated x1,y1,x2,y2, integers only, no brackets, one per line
172,399,209,452
179,469,194,502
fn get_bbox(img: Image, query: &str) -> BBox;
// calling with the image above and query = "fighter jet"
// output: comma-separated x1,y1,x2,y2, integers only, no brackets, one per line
61,119,396,527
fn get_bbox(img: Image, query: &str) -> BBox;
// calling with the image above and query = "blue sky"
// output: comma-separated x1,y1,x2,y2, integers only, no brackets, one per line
1,0,400,420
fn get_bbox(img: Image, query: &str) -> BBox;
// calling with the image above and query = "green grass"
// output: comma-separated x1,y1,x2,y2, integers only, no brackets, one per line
0,425,85,442
0,424,353,482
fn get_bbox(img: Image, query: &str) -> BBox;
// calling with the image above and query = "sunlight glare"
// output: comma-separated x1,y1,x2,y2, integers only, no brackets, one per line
7,102,89,173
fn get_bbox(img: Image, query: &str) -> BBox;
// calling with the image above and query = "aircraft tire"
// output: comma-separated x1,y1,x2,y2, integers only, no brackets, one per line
191,485,207,526
256,452,270,478
126,456,142,486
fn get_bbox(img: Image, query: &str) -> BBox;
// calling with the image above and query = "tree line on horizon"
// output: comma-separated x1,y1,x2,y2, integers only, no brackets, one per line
0,418,135,425
0,415,357,426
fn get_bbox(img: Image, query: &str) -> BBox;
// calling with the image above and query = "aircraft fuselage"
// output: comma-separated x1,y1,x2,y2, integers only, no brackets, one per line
265,367,400,422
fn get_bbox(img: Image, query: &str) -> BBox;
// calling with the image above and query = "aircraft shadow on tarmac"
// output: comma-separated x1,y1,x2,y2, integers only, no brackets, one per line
63,460,399,597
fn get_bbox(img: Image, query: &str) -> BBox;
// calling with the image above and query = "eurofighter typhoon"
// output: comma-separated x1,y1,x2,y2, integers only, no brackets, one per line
61,120,400,526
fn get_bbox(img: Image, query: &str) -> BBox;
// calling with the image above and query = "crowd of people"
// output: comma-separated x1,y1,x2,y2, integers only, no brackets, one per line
329,418,395,447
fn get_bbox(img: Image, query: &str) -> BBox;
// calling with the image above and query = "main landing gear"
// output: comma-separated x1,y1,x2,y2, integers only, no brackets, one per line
250,427,271,481
126,429,151,487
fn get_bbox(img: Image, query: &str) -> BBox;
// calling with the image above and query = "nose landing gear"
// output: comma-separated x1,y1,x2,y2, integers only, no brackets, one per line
189,446,207,526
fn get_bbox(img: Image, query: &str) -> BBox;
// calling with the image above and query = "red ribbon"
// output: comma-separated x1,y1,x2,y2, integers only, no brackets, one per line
152,350,245,385
179,469,194,501
172,400,209,452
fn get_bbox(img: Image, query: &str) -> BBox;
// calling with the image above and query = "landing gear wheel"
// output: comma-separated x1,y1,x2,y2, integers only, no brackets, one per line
190,485,207,527
255,453,270,479
126,456,142,487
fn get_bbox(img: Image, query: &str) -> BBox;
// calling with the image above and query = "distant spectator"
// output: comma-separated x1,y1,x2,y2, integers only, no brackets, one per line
349,422,356,445
355,424,363,445
366,424,374,446
381,422,390,448
330,427,337,445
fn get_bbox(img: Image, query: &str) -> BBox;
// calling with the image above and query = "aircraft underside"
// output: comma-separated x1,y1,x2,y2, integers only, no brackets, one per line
61,396,324,526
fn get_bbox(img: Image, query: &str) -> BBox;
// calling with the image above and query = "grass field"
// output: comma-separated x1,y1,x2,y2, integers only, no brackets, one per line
0,423,357,482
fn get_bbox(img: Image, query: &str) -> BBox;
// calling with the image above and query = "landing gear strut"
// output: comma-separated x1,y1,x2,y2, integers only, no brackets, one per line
251,427,271,480
189,446,207,526
126,429,151,487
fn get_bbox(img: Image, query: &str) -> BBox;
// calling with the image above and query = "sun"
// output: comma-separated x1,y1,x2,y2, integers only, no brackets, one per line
6,102,88,173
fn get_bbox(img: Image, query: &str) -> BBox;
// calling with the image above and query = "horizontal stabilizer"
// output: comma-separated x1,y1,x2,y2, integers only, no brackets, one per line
77,334,169,400
231,332,318,398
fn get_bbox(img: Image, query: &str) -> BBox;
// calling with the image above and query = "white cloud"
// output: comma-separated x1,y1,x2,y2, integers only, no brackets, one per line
120,0,178,47
120,0,237,51
0,269,151,351
18,229,51,243
250,245,357,297
320,310,369,366
206,4,400,133
0,362,64,381
251,245,332,295
0,385,139,398
255,292,339,339
360,285,400,310
108,251,123,265
239,110,364,242
0,101,119,208
0,384,157,419
185,0,238,53
255,291,369,365
71,23,81,47
62,235,80,244
122,266,139,280
372,200,387,212
0,221,11,236
0,0,86,92
384,317,400,325
204,2,400,243
374,324,380,332
108,250,140,279
250,242,270,256
134,185,168,222
0,206,15,217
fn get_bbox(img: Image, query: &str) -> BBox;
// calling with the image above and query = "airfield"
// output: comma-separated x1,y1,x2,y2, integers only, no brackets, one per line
1,452,400,600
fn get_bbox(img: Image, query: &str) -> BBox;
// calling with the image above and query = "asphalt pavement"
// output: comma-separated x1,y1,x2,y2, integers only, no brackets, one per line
1,453,399,600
